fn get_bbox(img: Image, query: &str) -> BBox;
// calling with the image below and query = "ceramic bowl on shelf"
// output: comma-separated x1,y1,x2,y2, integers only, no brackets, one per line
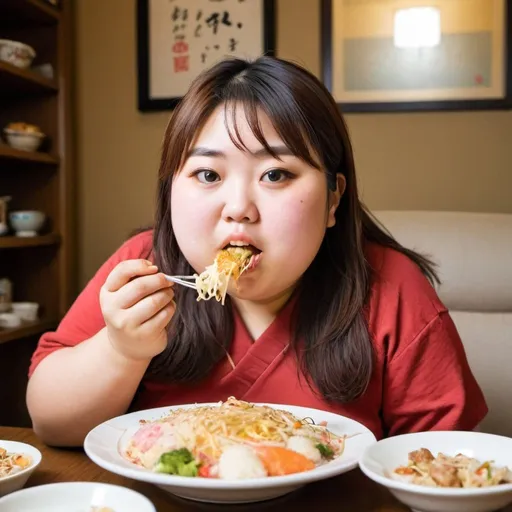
11,302,39,322
9,211,46,237
0,39,36,69
3,131,44,152
3,126,45,152
0,313,22,328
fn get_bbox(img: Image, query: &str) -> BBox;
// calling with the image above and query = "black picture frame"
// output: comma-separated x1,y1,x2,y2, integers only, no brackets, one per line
321,0,512,113
137,0,276,112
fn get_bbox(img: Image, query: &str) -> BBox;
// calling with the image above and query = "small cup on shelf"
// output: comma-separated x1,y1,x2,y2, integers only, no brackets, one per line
11,302,39,323
9,211,46,237
0,313,22,329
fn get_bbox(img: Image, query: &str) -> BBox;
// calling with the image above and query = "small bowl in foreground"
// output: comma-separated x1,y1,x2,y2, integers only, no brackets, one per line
359,430,512,512
0,440,42,497
0,481,156,511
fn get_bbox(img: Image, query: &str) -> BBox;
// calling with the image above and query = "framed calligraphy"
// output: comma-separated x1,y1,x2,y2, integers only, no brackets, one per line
137,0,276,112
321,0,512,113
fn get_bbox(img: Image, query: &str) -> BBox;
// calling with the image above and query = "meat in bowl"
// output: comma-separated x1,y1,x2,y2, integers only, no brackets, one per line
392,448,512,488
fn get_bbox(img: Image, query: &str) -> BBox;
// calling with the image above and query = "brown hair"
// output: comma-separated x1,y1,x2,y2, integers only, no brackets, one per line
149,56,439,402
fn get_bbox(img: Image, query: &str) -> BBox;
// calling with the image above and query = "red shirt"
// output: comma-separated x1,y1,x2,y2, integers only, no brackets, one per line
28,231,487,439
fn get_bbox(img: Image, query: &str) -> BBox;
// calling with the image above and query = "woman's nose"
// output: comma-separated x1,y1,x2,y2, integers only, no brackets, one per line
221,191,259,224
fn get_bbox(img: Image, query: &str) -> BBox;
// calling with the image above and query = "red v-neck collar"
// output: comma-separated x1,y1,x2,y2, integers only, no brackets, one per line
232,296,296,361
211,295,298,397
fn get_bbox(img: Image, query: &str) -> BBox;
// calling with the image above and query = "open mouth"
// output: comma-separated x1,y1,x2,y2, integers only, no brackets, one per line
222,243,261,254
222,243,263,272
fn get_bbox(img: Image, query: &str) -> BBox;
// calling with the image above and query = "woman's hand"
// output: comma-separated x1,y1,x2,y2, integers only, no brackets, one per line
100,259,175,361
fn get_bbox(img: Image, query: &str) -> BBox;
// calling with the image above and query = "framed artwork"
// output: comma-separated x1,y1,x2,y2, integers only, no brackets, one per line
321,0,512,112
137,0,276,112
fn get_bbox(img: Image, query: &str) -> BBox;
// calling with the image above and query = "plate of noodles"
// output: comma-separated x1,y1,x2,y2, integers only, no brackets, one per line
84,397,376,503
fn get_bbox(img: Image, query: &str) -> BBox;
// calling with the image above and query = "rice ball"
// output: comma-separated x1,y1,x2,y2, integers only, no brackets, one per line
218,445,268,479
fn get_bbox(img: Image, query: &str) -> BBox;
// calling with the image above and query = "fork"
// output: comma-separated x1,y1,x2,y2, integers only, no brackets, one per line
163,274,197,290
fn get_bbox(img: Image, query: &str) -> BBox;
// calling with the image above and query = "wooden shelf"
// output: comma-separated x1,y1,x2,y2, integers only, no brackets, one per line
0,0,74,428
0,0,60,26
0,234,61,249
0,144,59,165
0,318,58,345
0,61,58,96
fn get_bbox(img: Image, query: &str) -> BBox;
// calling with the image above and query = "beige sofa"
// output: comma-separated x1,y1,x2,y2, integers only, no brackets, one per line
373,210,512,437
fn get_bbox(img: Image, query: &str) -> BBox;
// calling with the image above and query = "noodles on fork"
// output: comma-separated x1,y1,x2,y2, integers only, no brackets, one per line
194,247,253,305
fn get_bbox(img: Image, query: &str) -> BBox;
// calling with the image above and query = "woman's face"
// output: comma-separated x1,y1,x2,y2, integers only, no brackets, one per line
171,104,341,306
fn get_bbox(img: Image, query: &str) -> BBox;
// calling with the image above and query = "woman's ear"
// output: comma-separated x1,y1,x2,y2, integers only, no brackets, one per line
327,175,346,228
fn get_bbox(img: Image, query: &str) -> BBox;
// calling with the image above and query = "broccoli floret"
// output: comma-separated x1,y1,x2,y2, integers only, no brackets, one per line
154,448,200,477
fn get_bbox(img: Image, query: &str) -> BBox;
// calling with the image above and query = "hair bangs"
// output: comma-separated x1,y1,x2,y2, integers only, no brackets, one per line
220,75,322,170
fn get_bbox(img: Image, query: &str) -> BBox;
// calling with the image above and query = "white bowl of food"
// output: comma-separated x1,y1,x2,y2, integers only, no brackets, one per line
359,430,512,512
3,122,45,152
0,482,156,511
84,398,376,504
0,39,36,69
0,440,42,497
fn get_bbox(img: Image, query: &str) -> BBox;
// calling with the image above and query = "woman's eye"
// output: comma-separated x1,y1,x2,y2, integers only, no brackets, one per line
195,169,220,183
261,169,292,183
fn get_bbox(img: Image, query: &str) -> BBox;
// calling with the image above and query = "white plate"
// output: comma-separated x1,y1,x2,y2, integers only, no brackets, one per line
0,482,156,511
0,440,42,497
84,402,376,504
359,430,512,512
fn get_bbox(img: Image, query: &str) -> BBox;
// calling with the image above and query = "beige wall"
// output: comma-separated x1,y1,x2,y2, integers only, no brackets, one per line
75,0,512,288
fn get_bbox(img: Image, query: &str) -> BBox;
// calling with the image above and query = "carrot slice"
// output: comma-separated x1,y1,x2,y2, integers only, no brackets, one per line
253,446,315,476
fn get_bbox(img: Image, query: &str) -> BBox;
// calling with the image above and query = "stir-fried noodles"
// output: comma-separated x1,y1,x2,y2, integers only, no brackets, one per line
125,397,346,479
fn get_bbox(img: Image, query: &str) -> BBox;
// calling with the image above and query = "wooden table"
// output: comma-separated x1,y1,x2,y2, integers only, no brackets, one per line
2,426,510,512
